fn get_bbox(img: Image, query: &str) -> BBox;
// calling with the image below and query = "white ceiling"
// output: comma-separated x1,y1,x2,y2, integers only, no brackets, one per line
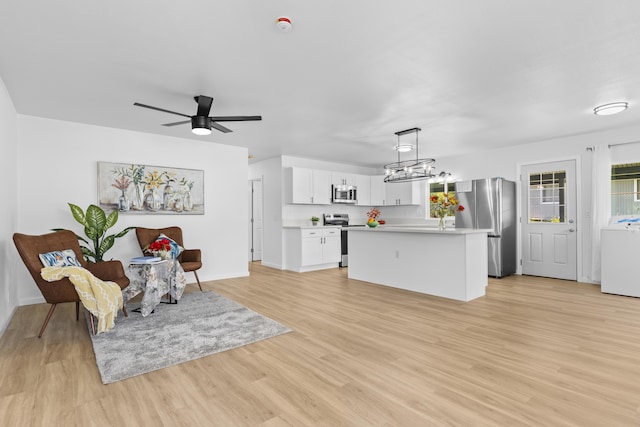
1,1,640,169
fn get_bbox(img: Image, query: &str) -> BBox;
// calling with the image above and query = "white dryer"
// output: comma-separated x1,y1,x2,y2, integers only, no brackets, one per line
601,216,640,297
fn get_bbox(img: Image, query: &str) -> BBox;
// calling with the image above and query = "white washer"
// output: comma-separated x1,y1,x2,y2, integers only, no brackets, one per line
601,216,640,297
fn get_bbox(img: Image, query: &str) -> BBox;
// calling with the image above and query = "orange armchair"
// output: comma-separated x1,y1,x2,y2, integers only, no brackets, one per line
135,226,203,291
13,230,130,337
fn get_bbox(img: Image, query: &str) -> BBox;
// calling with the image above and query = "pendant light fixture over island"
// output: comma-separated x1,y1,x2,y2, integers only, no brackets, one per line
384,127,452,183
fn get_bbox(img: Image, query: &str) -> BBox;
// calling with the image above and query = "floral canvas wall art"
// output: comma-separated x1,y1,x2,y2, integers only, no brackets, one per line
98,162,204,215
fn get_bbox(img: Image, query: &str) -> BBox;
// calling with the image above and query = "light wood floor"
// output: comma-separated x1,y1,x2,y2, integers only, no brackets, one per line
2,264,640,426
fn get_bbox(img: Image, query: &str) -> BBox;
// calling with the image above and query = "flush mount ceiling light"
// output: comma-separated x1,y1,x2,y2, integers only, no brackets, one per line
384,127,442,183
191,116,212,135
395,144,413,153
594,102,628,116
275,16,292,32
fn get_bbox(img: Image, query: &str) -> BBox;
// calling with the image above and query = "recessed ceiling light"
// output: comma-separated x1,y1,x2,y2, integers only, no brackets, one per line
594,102,628,116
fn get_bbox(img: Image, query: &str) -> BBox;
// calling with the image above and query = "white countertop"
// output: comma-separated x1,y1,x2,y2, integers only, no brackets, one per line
282,225,344,229
348,225,491,235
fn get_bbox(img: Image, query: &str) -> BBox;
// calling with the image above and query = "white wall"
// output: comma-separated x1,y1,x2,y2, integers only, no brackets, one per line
15,116,249,305
0,77,18,334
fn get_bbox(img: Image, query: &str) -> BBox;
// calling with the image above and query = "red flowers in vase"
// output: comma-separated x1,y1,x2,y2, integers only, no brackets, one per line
147,238,171,253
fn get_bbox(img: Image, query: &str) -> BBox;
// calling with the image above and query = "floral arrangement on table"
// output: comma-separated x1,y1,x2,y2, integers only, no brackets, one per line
146,237,173,260
431,193,464,229
367,207,381,227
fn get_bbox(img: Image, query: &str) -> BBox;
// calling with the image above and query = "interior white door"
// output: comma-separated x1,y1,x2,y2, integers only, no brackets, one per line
252,180,263,261
521,160,577,280
248,181,252,261
248,180,263,262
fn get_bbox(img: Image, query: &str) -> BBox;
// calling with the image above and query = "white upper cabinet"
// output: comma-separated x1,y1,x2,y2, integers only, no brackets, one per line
370,175,386,206
312,170,332,204
331,172,357,186
287,167,421,206
355,174,371,206
286,167,331,205
384,180,421,206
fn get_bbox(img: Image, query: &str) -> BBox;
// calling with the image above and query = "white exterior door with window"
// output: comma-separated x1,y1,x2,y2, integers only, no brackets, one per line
521,160,577,280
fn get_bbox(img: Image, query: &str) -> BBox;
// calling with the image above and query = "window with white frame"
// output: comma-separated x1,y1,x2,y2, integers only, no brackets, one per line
528,171,566,223
428,181,456,218
611,163,640,215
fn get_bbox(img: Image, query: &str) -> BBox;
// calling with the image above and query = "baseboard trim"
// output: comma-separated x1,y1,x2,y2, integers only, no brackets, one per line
0,305,17,338
19,295,46,306
260,261,283,270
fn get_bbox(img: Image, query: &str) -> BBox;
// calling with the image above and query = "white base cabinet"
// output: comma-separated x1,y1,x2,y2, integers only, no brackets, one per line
284,227,341,272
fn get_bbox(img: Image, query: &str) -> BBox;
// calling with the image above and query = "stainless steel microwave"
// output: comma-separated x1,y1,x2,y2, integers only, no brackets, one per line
332,185,357,204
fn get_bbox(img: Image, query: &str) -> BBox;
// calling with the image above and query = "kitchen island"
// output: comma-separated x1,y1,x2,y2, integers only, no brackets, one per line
348,226,489,301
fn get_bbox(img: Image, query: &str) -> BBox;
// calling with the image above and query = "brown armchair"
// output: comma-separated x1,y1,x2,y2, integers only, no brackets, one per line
135,226,203,291
13,230,130,338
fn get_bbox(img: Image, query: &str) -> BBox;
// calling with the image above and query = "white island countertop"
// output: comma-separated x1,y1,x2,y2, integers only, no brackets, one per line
348,226,489,301
348,226,491,234
282,225,342,229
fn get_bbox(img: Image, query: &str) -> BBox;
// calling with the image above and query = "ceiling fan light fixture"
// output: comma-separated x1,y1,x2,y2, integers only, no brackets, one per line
594,102,628,116
191,116,212,136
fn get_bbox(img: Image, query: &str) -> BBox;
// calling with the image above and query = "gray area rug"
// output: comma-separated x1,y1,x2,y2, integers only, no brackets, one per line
87,291,292,384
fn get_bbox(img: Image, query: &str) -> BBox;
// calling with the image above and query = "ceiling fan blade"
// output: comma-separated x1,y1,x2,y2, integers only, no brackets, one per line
211,122,233,133
195,95,214,117
208,116,262,122
162,120,191,127
134,102,191,118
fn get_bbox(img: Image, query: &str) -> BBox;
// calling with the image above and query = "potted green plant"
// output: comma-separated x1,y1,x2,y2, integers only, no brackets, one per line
53,203,136,262
311,216,320,226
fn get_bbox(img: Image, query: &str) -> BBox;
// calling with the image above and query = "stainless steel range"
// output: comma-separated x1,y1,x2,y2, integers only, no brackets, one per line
323,213,364,267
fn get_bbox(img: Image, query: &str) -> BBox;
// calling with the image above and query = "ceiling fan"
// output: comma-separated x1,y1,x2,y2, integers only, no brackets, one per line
133,95,262,135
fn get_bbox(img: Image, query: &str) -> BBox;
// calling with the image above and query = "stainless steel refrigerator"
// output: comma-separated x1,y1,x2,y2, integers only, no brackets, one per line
455,178,517,278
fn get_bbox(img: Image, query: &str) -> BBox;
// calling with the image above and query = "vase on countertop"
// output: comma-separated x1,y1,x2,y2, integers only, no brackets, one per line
438,217,446,230
367,220,379,228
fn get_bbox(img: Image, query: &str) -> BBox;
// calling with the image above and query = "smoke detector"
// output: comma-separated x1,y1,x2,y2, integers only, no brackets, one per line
275,16,292,32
